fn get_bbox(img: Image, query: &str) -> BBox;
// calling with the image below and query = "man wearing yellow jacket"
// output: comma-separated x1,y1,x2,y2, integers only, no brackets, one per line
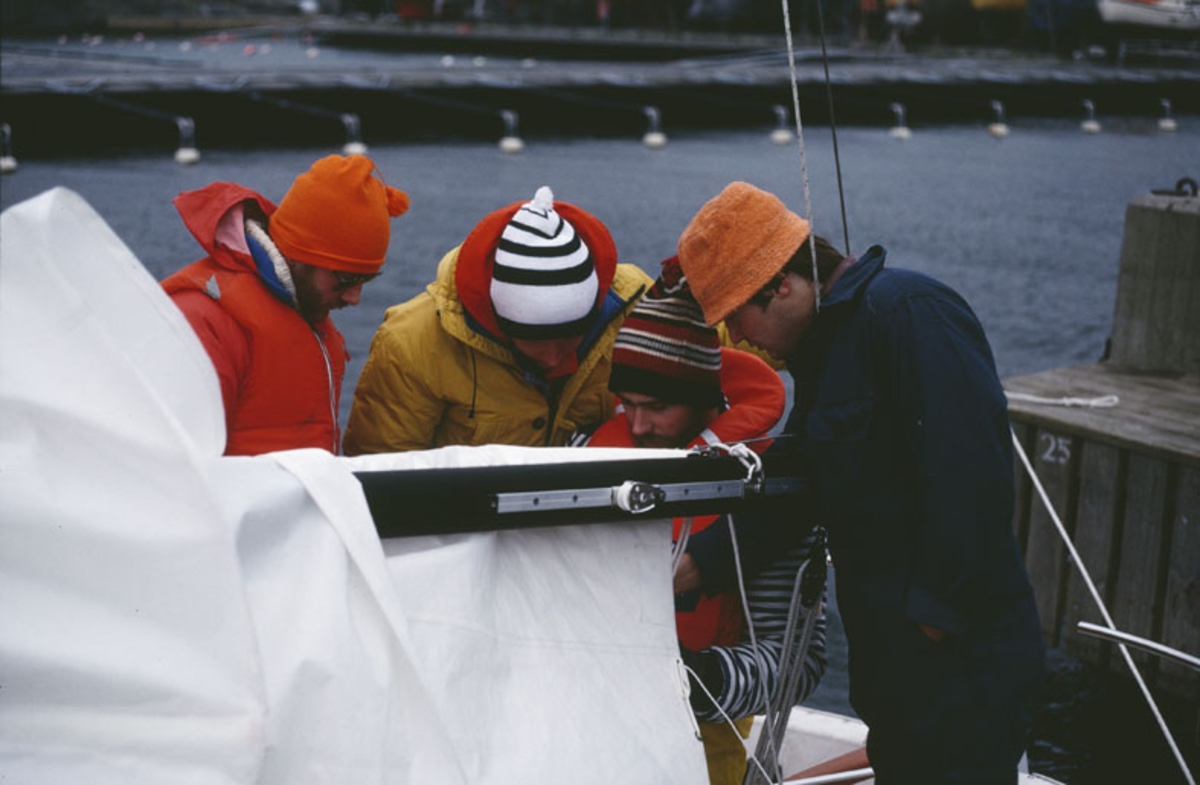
344,186,652,454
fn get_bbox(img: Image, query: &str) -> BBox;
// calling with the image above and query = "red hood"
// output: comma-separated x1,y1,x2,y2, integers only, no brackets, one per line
454,199,618,339
173,182,277,270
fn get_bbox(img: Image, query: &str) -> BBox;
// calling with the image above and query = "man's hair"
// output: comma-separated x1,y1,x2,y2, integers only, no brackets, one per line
784,233,844,281
748,234,844,306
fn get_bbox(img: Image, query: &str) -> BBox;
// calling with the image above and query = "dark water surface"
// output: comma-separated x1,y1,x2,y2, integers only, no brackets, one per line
2,124,1197,783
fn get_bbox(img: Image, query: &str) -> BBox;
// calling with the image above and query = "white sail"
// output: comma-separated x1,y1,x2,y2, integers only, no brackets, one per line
0,189,707,784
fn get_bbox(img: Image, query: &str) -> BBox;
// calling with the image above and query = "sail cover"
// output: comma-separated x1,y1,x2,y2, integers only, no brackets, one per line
0,189,707,784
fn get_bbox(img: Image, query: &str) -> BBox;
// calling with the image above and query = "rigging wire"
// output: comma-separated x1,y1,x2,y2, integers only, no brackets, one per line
812,0,852,257
779,0,823,311
728,512,787,783
722,5,852,779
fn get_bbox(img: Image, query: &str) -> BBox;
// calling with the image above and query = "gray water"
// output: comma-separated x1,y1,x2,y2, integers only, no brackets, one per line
2,123,1197,782
4,122,1196,413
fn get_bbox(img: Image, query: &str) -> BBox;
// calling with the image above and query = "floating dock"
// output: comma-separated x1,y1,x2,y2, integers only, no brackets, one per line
2,18,1199,156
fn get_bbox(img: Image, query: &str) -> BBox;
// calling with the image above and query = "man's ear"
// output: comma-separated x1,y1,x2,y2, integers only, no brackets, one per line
775,273,793,298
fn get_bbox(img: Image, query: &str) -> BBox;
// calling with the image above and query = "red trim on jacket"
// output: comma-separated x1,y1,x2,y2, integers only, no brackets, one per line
587,347,786,650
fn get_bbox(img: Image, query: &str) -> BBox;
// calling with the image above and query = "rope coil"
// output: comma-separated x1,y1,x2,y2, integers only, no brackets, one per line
1005,391,1119,408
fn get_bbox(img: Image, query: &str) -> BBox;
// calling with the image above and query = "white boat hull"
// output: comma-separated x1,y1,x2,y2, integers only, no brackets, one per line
748,707,1065,783
1097,0,1200,30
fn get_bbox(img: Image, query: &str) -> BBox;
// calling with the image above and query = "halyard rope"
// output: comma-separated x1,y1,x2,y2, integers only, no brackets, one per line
728,510,787,783
696,439,827,785
672,517,693,575
724,4,848,781
1005,391,1119,408
779,0,823,310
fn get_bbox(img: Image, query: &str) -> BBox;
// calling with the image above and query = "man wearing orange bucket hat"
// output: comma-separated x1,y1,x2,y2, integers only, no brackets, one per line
163,154,409,456
674,182,1045,784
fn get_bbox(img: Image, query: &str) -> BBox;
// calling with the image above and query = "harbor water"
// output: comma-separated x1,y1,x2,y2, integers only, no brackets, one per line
2,121,1197,783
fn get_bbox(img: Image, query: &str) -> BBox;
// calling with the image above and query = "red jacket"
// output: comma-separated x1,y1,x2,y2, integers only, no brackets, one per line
163,182,347,456
586,347,786,650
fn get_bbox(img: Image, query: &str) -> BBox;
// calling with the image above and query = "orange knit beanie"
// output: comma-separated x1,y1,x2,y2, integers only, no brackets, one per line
677,182,810,326
270,154,410,274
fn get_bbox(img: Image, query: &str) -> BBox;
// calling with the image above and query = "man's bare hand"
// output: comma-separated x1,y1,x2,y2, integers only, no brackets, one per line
918,623,946,644
674,553,701,594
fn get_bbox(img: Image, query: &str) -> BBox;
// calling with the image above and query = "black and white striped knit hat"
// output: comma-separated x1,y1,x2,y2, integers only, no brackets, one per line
490,186,600,340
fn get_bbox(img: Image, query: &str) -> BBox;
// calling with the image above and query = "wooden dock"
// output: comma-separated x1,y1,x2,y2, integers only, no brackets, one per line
1004,188,1200,706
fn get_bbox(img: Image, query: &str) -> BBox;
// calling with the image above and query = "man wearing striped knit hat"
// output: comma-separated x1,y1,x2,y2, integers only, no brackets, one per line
577,258,827,785
344,186,652,453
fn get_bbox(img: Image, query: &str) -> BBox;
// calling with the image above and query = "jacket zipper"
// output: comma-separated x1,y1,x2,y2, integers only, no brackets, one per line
311,327,339,453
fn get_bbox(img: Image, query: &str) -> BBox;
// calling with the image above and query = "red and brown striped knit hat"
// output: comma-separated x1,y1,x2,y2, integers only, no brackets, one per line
608,256,723,408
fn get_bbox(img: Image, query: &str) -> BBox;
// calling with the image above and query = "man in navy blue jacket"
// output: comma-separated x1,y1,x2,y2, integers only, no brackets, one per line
674,182,1045,784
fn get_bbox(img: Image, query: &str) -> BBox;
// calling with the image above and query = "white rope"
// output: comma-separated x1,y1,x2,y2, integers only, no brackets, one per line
728,513,787,784
696,439,825,782
786,768,875,785
701,440,765,484
749,553,823,785
677,513,783,785
1011,429,1195,785
779,0,821,311
1005,391,1120,408
682,440,783,779
672,517,693,575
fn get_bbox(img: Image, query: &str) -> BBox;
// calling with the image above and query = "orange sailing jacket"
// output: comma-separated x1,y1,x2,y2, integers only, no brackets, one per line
163,182,347,456
585,347,786,650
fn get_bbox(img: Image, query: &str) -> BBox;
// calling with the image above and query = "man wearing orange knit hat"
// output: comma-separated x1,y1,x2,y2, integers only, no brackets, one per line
163,154,409,456
673,182,1045,784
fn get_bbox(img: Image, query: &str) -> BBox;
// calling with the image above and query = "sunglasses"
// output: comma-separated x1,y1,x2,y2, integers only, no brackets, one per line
332,271,379,291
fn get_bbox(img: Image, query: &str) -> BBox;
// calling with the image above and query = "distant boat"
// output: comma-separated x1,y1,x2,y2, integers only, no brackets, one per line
970,0,1027,12
1097,0,1200,31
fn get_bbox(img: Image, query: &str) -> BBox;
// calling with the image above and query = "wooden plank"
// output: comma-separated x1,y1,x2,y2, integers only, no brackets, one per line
1157,465,1200,701
1161,204,1200,372
1110,454,1170,677
1022,426,1079,646
1061,441,1123,670
1110,200,1147,365
1005,363,1200,466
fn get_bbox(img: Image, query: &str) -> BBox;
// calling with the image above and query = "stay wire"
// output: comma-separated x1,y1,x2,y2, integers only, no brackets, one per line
779,0,822,311
812,0,852,257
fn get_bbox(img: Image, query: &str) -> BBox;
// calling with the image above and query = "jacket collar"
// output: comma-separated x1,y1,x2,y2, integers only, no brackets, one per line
784,244,887,380
819,245,886,311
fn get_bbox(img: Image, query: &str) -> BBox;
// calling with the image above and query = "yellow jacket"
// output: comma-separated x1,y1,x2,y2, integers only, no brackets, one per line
344,247,651,454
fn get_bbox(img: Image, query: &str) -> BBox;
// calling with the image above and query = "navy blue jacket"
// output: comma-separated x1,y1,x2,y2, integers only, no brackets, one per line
691,247,1044,780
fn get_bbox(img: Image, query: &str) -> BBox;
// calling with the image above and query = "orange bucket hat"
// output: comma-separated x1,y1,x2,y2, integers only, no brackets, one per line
677,182,810,326
269,154,410,274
